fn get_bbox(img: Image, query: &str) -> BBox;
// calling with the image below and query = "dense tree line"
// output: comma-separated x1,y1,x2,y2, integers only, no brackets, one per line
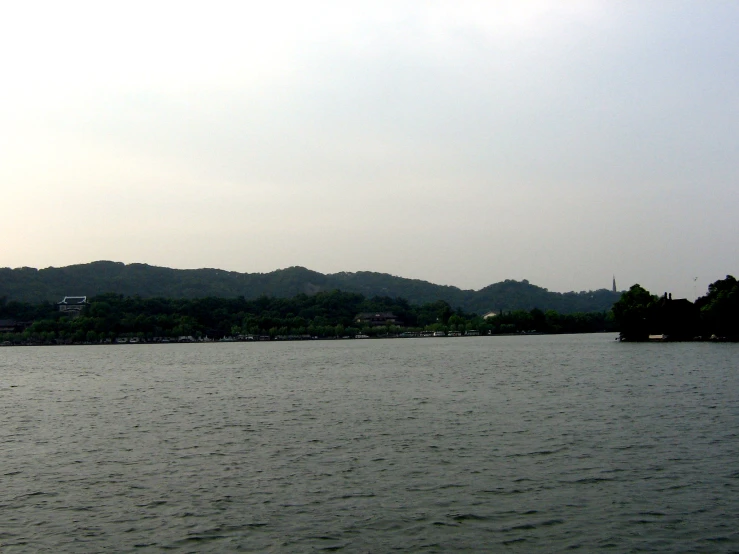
0,261,621,314
0,290,614,345
613,276,738,341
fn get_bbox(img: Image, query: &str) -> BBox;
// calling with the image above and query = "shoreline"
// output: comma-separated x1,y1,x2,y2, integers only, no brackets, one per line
1,331,619,348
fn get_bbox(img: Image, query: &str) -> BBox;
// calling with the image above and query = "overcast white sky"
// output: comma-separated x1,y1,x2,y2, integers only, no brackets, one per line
1,1,737,299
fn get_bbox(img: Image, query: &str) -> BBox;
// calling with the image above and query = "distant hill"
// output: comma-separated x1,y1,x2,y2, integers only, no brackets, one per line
0,261,621,314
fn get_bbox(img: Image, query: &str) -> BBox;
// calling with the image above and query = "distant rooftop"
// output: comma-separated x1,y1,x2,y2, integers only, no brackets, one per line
58,296,88,305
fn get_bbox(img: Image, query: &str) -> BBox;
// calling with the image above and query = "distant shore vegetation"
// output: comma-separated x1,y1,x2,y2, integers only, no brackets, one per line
0,291,615,346
2,275,735,346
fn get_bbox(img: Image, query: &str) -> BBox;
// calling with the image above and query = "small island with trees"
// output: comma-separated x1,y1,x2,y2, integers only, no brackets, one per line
613,275,738,341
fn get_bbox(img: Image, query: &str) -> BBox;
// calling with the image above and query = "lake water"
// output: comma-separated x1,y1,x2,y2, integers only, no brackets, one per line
1,334,738,552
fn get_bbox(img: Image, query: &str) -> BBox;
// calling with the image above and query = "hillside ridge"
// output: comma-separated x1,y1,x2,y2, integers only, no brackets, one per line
0,261,620,314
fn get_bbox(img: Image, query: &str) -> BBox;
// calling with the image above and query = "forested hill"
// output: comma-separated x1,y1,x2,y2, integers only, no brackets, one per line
0,261,620,314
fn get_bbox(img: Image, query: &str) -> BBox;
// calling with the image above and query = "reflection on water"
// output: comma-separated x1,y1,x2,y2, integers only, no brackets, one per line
1,334,738,552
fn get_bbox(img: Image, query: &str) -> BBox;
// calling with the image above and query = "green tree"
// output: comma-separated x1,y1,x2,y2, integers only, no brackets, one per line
696,275,739,338
612,284,657,341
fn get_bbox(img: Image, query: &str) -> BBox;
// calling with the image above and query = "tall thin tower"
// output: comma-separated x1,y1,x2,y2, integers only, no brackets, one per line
612,276,617,293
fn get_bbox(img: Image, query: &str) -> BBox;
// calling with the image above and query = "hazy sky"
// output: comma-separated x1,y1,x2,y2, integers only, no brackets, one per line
2,1,737,299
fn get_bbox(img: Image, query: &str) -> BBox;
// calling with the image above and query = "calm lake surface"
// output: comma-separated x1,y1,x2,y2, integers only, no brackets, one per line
1,334,738,552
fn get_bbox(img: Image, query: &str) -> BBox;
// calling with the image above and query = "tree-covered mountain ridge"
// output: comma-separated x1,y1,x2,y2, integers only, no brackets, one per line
0,261,620,314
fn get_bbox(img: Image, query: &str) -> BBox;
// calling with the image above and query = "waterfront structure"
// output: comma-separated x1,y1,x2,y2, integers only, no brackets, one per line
0,319,20,333
57,296,88,314
354,312,401,326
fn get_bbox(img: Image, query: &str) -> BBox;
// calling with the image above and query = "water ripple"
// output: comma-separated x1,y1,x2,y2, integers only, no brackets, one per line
1,335,738,552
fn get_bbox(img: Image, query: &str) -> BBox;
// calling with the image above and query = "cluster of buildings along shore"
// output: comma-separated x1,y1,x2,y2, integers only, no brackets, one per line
1,297,505,347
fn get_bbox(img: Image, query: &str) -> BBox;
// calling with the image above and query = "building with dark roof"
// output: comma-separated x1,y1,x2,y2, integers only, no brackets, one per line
57,296,89,314
0,319,19,333
354,312,401,327
650,294,700,340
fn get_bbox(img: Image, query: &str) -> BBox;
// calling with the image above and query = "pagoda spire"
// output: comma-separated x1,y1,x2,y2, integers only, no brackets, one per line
612,276,617,293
